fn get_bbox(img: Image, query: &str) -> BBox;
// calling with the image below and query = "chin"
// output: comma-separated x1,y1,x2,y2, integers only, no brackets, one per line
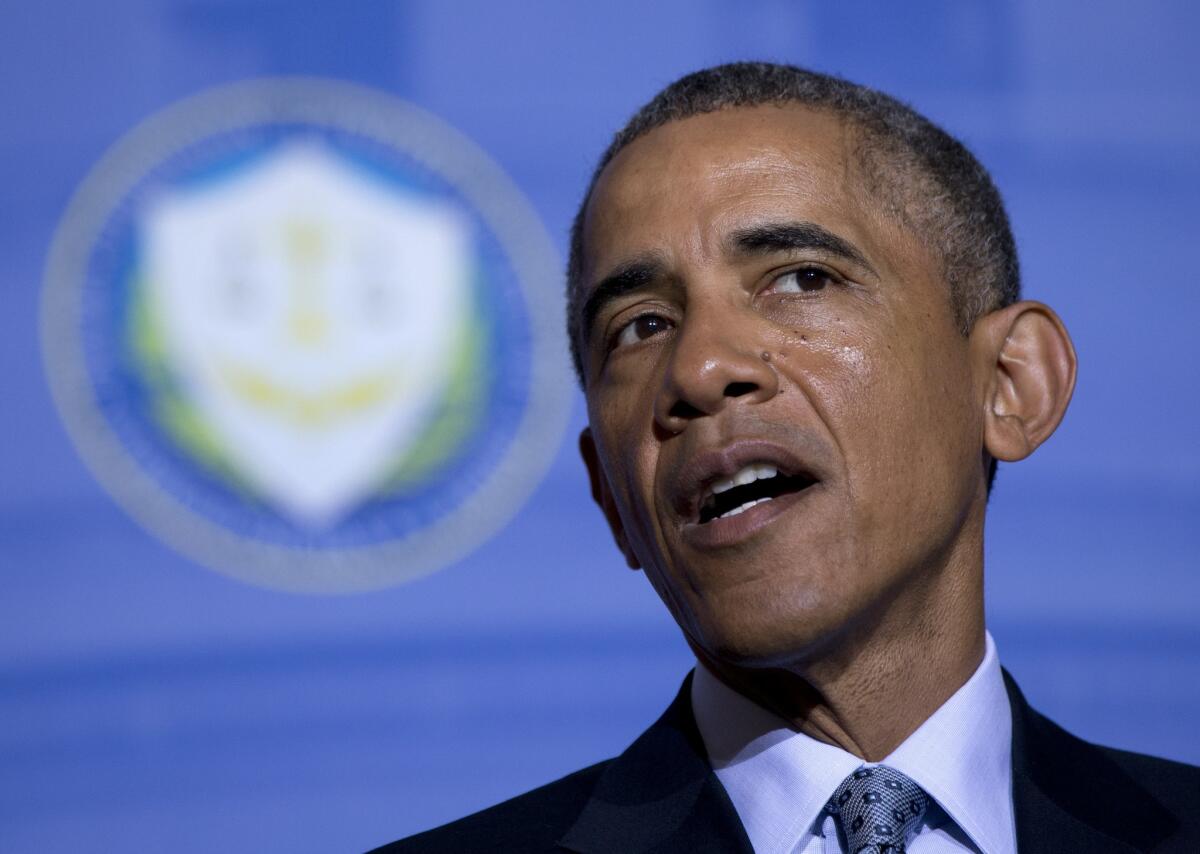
690,600,842,671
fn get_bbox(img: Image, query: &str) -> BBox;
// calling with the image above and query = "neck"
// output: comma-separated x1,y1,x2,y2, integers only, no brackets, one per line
696,529,986,761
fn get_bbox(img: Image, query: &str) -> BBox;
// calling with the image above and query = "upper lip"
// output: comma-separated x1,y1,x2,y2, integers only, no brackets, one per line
667,437,828,522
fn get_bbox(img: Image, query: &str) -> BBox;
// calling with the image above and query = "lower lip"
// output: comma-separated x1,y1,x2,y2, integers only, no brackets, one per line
681,483,820,550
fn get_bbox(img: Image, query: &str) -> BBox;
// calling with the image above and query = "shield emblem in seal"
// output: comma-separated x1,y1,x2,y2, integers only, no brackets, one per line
41,79,571,592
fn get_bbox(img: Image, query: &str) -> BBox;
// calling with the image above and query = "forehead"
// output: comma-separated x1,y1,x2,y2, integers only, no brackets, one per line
578,104,920,290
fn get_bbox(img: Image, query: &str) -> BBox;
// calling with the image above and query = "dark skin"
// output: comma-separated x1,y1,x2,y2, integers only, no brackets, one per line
576,105,1076,761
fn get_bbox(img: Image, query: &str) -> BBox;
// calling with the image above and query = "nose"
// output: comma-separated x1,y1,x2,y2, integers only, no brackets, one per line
653,310,779,433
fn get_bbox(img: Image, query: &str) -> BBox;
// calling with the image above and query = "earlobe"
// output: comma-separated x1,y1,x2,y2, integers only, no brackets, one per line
579,428,642,569
974,301,1077,463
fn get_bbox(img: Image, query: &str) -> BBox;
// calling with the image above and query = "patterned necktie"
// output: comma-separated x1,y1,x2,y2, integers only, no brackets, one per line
826,765,929,853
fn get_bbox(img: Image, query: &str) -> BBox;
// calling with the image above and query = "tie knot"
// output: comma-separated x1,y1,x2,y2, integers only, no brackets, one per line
826,765,929,853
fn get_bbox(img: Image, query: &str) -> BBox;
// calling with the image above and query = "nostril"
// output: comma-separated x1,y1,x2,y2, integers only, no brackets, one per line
723,381,758,398
668,400,705,420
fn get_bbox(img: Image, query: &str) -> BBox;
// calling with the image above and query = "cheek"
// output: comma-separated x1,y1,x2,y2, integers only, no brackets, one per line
786,320,977,503
589,394,665,547
619,454,663,547
843,340,981,554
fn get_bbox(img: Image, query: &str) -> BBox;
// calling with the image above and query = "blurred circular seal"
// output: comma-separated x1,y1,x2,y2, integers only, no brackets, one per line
41,78,571,593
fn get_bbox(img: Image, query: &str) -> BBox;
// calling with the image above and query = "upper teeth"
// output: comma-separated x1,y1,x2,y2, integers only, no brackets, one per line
710,463,778,496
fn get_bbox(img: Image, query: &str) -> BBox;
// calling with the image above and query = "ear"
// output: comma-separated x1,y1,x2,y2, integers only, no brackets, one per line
971,301,1077,463
579,428,641,569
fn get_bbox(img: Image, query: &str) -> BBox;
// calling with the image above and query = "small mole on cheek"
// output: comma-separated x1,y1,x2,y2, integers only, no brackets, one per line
761,351,771,362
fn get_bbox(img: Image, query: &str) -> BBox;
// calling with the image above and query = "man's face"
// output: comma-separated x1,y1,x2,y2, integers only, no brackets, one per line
577,105,989,669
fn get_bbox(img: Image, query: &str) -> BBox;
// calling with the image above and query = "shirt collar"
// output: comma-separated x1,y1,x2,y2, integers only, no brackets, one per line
691,632,1015,854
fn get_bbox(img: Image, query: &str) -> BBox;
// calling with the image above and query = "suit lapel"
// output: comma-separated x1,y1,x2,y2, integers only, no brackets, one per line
562,668,1179,853
1006,671,1176,854
558,673,754,854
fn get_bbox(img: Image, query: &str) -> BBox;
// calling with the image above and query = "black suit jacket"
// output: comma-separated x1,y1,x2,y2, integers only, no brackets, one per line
371,671,1200,853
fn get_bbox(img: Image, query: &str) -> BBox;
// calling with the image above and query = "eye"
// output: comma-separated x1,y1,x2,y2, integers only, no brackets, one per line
613,312,673,350
768,266,839,294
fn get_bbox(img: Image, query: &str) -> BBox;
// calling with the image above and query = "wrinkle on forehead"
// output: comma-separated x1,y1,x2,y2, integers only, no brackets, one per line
580,105,887,284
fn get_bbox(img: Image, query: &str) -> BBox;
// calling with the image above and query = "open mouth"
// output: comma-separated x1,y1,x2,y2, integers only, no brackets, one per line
698,463,817,524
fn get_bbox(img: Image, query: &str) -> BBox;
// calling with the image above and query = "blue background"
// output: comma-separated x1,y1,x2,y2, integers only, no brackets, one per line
1,2,1197,852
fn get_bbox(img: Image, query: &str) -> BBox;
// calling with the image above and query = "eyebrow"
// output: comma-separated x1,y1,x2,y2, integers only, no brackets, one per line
578,222,876,347
727,221,877,276
579,255,667,347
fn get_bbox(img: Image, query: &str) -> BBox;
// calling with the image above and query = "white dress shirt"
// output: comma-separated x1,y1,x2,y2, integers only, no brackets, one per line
691,632,1016,854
